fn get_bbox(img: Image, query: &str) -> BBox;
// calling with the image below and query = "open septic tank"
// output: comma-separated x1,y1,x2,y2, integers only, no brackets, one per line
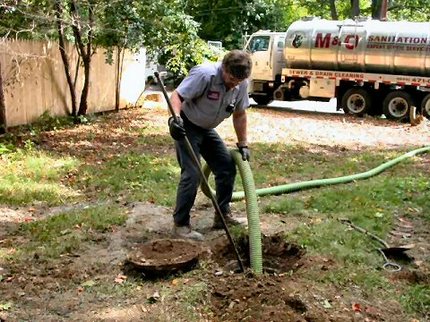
125,234,304,278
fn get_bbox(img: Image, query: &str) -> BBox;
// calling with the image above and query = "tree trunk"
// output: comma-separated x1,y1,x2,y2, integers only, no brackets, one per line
380,0,388,20
0,62,7,133
78,53,91,116
55,0,77,116
372,0,381,18
329,0,338,20
350,0,360,18
115,47,121,111
70,0,94,116
371,0,388,20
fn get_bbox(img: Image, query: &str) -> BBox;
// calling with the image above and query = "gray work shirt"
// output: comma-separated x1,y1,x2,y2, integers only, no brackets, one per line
177,62,249,129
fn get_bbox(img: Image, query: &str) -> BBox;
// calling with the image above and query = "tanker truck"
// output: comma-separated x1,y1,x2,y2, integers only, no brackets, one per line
245,17,430,120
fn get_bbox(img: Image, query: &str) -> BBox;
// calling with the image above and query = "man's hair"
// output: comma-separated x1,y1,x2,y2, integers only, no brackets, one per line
222,50,252,80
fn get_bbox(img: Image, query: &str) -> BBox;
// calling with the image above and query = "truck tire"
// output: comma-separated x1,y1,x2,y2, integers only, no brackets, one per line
383,91,413,121
253,95,273,106
421,93,430,119
341,88,371,116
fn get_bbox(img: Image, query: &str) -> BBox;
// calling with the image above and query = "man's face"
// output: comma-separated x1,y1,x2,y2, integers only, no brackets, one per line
222,69,245,89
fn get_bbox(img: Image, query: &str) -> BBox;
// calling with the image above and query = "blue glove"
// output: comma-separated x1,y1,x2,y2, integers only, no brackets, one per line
168,116,186,140
237,143,250,161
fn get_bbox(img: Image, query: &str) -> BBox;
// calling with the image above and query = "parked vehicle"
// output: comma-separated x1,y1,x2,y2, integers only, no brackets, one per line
246,17,430,120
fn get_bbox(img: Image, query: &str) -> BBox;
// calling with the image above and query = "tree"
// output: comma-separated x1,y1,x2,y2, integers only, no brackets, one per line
329,0,338,19
291,0,430,21
95,0,214,94
0,62,6,133
387,0,430,21
69,0,94,116
0,0,92,117
350,0,360,17
54,0,77,116
1,0,213,115
185,0,290,49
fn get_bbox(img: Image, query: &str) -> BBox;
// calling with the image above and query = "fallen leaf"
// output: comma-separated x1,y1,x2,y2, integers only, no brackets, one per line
322,299,332,309
147,291,160,304
171,279,179,286
114,274,127,284
352,303,362,312
81,280,96,288
0,302,12,311
374,212,384,218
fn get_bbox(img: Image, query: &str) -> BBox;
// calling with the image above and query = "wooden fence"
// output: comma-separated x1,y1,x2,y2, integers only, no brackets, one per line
0,39,147,127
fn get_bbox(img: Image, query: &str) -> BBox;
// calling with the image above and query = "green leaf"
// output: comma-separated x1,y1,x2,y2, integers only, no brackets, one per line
0,302,12,311
82,280,96,288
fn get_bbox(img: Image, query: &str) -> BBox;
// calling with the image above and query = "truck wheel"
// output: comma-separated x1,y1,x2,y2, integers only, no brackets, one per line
383,91,413,121
421,94,430,119
253,95,273,106
341,88,371,116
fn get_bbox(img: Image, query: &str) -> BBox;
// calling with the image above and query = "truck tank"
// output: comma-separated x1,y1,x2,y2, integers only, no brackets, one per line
285,17,430,76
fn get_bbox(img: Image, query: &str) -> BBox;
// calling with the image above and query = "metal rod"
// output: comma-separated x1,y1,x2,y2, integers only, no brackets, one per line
154,72,245,272
339,218,389,248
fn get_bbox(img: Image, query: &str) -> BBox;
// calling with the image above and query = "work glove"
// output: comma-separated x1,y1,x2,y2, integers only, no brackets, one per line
168,116,186,140
237,143,251,161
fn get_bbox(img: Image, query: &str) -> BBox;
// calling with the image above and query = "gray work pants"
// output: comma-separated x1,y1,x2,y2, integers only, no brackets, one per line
173,114,236,227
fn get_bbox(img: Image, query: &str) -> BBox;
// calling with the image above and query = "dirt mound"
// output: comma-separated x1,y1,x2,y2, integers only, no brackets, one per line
204,234,324,321
208,274,328,322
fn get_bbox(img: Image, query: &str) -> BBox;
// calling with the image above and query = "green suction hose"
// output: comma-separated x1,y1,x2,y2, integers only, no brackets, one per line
202,145,430,273
204,146,430,202
230,150,263,274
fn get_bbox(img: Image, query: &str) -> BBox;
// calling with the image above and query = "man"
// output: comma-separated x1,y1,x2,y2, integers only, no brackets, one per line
168,50,252,241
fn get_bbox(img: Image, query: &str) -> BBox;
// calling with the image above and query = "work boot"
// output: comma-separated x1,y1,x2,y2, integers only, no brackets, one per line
173,225,204,241
212,213,247,230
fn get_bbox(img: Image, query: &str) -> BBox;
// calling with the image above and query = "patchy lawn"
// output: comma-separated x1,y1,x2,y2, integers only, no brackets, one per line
0,104,429,321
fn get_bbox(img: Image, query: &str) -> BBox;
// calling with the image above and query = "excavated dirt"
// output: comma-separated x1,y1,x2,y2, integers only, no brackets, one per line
208,274,329,322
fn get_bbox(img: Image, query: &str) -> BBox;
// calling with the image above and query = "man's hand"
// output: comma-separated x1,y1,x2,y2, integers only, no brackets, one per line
237,143,250,161
168,116,186,140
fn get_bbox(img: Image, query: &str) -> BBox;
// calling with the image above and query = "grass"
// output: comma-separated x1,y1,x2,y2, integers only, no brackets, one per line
15,204,127,259
79,152,179,205
174,281,211,320
401,284,430,315
0,146,81,205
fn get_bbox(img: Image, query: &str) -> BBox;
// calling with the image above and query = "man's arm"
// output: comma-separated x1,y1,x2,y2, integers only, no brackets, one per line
232,109,247,146
170,90,183,116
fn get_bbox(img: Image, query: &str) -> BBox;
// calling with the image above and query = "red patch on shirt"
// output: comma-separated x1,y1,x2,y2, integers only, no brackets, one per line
207,91,220,100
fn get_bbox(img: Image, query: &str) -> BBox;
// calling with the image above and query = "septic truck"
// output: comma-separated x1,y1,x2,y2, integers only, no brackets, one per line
245,17,430,120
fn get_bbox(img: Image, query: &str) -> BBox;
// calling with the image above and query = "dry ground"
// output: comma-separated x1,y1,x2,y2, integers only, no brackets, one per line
0,103,429,322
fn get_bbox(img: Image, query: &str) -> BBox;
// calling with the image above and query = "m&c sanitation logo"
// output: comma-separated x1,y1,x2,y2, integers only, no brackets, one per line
292,33,304,48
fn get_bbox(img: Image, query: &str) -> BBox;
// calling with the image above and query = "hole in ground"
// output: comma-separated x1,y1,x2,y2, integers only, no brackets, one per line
209,233,305,274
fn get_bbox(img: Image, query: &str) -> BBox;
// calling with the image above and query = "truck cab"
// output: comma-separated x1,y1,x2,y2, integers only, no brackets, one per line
245,31,287,105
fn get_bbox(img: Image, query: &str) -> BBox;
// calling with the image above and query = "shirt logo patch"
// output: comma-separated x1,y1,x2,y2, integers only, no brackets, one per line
207,91,220,100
